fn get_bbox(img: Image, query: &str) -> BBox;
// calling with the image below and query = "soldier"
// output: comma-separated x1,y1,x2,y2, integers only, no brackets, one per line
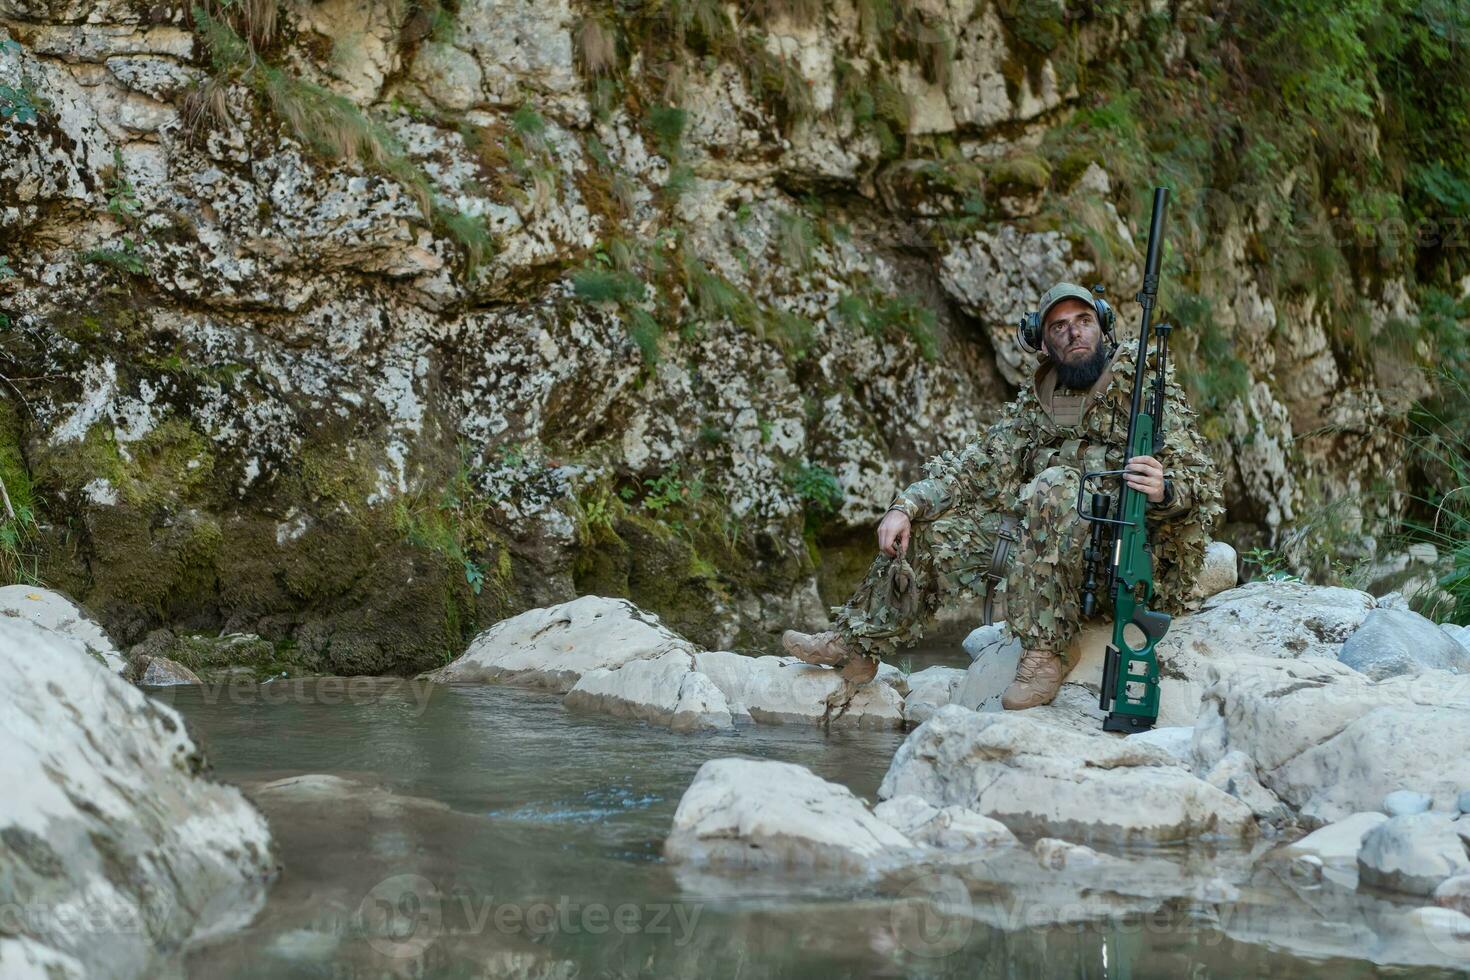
784,282,1225,709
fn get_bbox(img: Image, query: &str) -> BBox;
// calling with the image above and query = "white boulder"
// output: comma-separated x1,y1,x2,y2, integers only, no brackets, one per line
0,585,125,673
1190,540,1239,602
563,650,733,731
423,596,695,691
1339,607,1470,680
955,623,1022,712
872,795,1017,850
1068,581,1376,728
664,758,913,872
693,651,905,730
900,665,966,724
1358,814,1470,896
0,616,275,978
1126,726,1195,764
879,706,1257,844
1201,750,1292,826
1384,790,1434,817
1193,656,1470,824
1284,811,1389,865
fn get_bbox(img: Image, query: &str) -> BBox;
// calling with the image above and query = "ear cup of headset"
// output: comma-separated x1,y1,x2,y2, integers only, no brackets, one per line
1016,312,1043,354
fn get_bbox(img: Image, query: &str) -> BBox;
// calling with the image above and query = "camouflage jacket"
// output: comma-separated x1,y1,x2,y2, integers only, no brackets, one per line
888,340,1225,613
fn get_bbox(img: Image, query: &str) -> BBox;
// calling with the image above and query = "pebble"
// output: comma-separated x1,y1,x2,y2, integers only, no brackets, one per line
1384,790,1433,817
1288,853,1324,884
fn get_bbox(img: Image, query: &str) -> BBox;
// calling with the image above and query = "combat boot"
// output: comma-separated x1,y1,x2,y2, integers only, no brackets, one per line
781,629,852,667
1001,647,1066,710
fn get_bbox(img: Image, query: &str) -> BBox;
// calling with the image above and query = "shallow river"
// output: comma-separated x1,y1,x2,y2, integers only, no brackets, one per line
164,674,1461,979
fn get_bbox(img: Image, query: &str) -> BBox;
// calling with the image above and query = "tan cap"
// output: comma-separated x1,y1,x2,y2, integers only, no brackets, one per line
1037,281,1095,326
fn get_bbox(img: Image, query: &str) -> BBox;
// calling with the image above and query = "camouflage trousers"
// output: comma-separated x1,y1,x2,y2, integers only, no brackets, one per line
833,466,1106,659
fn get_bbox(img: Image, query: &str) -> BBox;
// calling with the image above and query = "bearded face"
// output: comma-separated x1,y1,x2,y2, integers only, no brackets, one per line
1041,299,1109,390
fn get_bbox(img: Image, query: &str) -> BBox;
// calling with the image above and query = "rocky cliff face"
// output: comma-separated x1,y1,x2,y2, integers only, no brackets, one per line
1,0,1464,671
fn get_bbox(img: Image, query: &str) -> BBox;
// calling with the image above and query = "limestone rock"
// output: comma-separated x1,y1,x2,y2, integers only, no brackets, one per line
1067,581,1377,728
0,616,275,978
563,650,733,731
901,665,966,725
671,670,735,733
1202,749,1292,827
1339,608,1470,680
1384,790,1434,818
133,655,202,686
872,795,1017,850
423,596,695,691
1126,726,1194,764
955,624,1022,712
1357,814,1470,896
879,706,1257,845
0,585,125,673
1190,540,1240,603
1193,655,1470,824
664,758,913,872
693,651,906,730
1284,812,1390,865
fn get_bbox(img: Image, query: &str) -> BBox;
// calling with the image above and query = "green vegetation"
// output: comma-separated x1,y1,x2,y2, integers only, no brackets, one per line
190,3,494,278
393,447,506,598
0,39,42,124
0,403,41,585
80,149,149,276
1242,546,1302,583
835,291,939,361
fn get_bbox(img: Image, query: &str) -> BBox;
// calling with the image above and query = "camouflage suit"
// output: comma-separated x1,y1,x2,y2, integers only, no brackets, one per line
832,339,1224,660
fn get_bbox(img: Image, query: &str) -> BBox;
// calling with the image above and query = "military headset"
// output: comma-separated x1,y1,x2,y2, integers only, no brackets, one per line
1016,284,1118,357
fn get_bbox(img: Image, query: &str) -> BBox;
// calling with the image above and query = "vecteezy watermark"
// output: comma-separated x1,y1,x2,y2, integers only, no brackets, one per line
312,873,706,960
138,675,441,716
889,872,975,958
0,884,175,941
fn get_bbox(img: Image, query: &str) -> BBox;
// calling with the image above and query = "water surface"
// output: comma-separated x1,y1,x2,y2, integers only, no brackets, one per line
168,678,1460,978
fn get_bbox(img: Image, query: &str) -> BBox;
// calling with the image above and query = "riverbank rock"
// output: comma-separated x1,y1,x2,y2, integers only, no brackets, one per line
1193,656,1470,825
425,596,696,691
664,759,914,873
1284,812,1390,865
0,585,126,673
130,654,203,686
896,666,965,724
872,795,1017,850
1338,608,1470,680
429,596,911,730
693,651,906,730
0,616,275,979
1384,790,1434,817
563,651,734,732
980,581,1380,731
879,706,1257,844
1357,813,1470,896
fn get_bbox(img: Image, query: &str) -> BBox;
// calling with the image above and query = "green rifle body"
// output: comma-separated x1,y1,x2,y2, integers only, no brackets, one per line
1083,186,1173,734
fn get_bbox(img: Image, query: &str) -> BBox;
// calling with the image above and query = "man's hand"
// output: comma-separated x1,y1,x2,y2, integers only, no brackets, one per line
877,509,912,558
1124,454,1167,503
